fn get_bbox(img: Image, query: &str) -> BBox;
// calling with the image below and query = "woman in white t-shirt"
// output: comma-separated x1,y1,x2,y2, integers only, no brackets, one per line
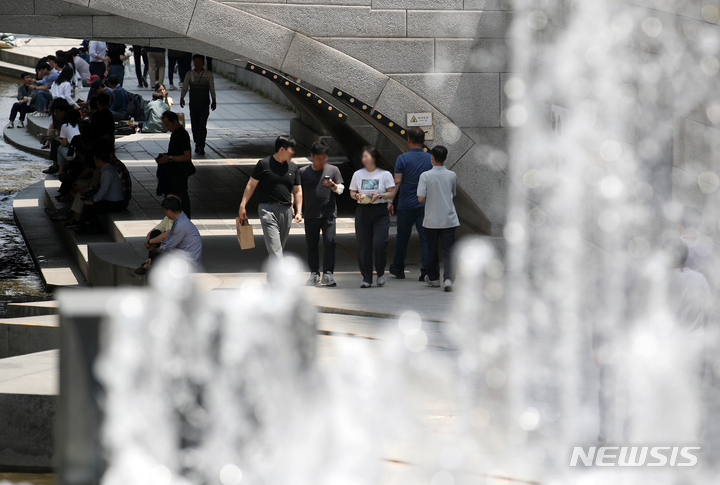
349,146,397,288
57,109,81,176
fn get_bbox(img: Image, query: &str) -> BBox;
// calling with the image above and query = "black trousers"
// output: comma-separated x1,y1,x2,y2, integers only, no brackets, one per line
132,46,148,84
189,103,210,150
10,102,35,122
167,54,181,85
355,204,390,283
304,217,337,274
89,62,105,80
83,199,129,228
147,229,163,259
425,227,456,282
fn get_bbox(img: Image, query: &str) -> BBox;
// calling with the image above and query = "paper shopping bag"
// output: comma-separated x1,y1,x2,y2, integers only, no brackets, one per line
236,218,255,250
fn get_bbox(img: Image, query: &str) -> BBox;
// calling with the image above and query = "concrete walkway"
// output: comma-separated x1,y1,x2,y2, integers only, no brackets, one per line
4,37,452,320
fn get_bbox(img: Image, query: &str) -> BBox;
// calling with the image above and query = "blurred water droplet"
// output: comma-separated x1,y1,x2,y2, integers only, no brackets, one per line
398,311,422,333
698,171,719,193
404,329,428,353
120,296,143,318
219,464,243,485
642,17,663,37
519,407,540,431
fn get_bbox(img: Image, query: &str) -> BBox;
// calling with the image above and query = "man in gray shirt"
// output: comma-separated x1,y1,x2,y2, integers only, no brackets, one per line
77,149,129,234
417,146,459,291
299,141,344,287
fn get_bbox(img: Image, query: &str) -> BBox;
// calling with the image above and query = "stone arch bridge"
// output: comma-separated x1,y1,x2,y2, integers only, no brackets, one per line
0,0,513,235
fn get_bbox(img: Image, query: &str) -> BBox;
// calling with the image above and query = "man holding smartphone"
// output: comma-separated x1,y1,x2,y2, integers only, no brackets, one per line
299,141,344,286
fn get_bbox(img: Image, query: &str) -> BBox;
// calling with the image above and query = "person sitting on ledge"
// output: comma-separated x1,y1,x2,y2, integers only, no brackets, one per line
91,93,116,143
136,196,202,274
7,72,37,128
106,75,129,121
32,62,57,117
134,194,182,275
76,148,129,234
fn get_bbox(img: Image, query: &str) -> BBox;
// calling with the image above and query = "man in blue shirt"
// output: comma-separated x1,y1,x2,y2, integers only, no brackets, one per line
145,196,203,271
32,62,58,116
389,127,432,280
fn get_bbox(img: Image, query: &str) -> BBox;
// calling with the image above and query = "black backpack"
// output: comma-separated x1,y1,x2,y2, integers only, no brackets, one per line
124,91,149,121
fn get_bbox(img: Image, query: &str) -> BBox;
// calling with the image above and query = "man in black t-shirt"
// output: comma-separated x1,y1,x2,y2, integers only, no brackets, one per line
157,111,194,218
299,141,344,286
238,135,303,259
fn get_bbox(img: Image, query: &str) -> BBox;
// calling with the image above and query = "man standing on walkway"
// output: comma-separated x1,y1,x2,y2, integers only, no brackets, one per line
88,40,108,80
417,146,458,292
238,135,303,260
146,47,166,88
389,127,432,281
180,54,217,156
157,111,195,218
299,141,344,287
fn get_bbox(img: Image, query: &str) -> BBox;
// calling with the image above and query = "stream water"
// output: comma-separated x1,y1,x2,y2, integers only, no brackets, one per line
0,79,50,316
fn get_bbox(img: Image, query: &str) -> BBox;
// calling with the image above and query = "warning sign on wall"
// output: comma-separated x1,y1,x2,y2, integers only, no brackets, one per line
406,112,434,140
406,112,433,127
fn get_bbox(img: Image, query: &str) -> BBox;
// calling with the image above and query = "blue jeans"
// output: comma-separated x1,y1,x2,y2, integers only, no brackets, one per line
392,207,428,272
57,145,70,167
35,90,53,112
108,64,125,86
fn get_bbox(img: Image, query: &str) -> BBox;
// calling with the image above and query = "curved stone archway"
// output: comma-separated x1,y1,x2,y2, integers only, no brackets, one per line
0,0,513,235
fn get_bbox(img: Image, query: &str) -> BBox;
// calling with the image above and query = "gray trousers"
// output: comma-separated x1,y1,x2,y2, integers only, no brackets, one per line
259,203,293,258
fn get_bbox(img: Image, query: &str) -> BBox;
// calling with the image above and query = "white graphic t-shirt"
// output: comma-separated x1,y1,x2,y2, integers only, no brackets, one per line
350,168,395,204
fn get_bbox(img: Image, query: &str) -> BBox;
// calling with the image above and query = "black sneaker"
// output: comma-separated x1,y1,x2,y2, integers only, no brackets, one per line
42,165,59,174
134,266,148,276
389,264,405,279
418,272,427,282
64,220,81,229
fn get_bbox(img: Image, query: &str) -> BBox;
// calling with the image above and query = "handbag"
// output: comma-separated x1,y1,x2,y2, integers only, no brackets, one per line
236,218,255,250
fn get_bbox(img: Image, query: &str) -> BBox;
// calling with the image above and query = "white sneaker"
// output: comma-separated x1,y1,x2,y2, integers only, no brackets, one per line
424,275,441,287
6,121,13,128
306,272,320,286
32,111,48,117
18,120,24,128
444,279,453,292
377,275,386,287
168,84,177,90
322,272,337,287
360,281,372,288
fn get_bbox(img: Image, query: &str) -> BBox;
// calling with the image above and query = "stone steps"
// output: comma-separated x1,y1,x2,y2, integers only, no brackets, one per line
0,350,58,471
5,301,59,319
0,315,59,359
13,180,85,290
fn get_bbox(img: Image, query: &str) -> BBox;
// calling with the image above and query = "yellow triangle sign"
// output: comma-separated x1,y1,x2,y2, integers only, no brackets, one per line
410,116,418,123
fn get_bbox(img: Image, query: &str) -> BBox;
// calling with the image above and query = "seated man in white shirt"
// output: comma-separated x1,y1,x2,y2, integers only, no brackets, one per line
417,145,459,292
